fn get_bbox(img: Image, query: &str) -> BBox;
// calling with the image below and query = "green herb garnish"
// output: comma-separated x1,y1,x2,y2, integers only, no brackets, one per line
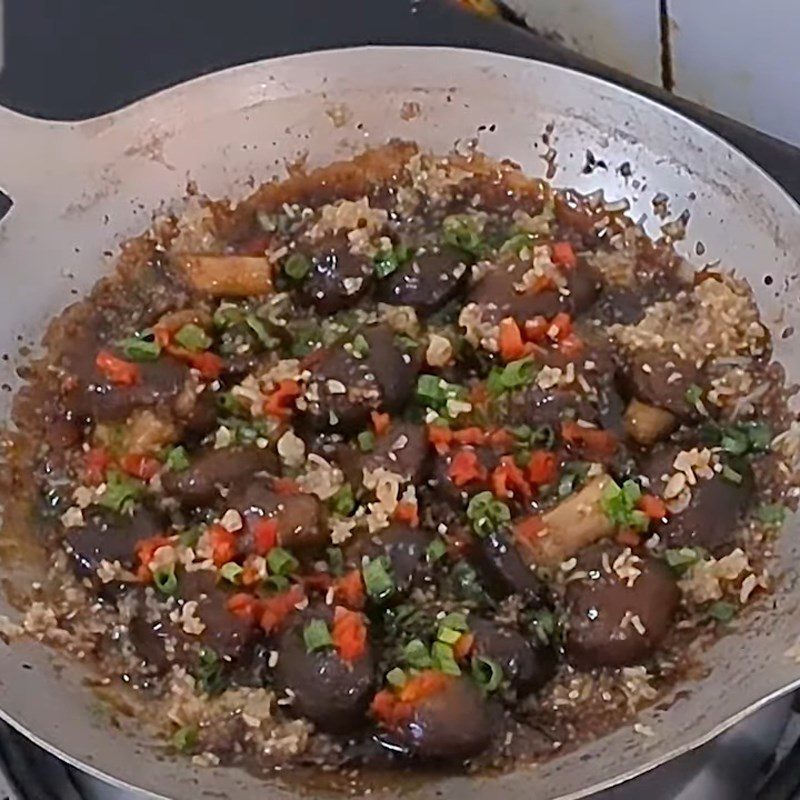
511,423,555,449
499,232,537,255
431,641,461,676
601,479,649,531
531,609,556,644
171,725,198,753
213,304,246,329
438,612,469,633
196,648,225,696
374,244,411,279
415,374,469,417
426,538,447,563
708,600,737,622
685,384,703,405
266,574,290,593
118,330,161,361
351,333,370,358
153,565,178,596
284,252,312,280
386,667,407,687
710,421,773,456
326,547,345,577
664,547,703,573
330,483,355,516
165,445,190,472
402,638,432,669
487,357,537,395
362,556,394,601
245,314,277,348
267,547,299,577
442,214,484,256
472,655,503,692
219,562,243,584
97,470,143,514
174,323,212,352
466,491,511,537
303,619,333,652
357,430,375,453
756,503,787,526
556,461,590,498
721,464,743,484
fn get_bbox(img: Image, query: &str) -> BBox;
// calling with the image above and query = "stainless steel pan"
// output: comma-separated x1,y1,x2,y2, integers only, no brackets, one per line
0,46,799,800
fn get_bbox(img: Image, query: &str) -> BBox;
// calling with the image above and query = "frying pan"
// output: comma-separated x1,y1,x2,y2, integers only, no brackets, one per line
0,46,799,800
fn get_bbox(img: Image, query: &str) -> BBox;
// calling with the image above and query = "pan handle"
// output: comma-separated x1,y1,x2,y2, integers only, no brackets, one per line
0,104,85,227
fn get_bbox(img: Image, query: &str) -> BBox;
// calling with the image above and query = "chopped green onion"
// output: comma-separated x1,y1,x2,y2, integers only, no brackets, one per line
373,245,409,279
746,422,773,452
721,464,743,484
153,565,178,596
487,357,537,395
426,538,447,563
721,429,749,456
664,547,703,573
386,667,407,687
174,323,212,352
96,470,143,514
213,304,246,329
471,655,503,692
601,479,649,531
466,491,511,537
437,627,462,645
351,333,370,358
179,527,201,548
196,648,225,696
402,638,432,669
511,423,555,449
415,374,468,417
716,421,773,456
684,384,703,405
395,334,419,353
451,562,489,604
442,214,484,256
245,314,277,348
220,562,243,583
303,618,333,652
171,725,198,752
438,612,469,632
331,483,355,516
362,556,394,601
499,232,537,255
216,392,244,416
326,547,345,577
556,461,589,498
267,547,299,577
266,575,290,592
118,331,161,362
284,252,312,280
531,609,556,644
756,503,787,526
357,430,375,453
431,641,461,676
165,445,190,472
708,600,737,622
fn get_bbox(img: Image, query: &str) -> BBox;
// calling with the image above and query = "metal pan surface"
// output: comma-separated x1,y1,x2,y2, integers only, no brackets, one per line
0,45,799,800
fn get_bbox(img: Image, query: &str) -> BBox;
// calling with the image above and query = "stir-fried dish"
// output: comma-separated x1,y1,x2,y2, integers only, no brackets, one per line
3,142,798,776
